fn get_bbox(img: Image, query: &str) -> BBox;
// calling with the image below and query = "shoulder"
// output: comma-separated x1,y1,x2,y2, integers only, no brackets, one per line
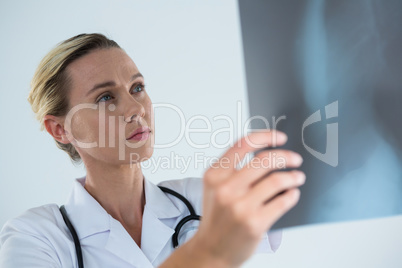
157,177,203,212
1,204,66,238
0,204,71,267
1,203,63,237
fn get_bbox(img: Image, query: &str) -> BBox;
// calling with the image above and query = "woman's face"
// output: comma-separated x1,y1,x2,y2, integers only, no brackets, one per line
63,47,154,165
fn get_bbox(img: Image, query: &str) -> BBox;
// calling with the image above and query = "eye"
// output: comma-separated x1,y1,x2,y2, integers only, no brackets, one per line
132,84,145,93
97,94,113,103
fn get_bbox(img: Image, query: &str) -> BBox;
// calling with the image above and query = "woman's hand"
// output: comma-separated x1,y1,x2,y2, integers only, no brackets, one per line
191,130,305,267
159,130,305,268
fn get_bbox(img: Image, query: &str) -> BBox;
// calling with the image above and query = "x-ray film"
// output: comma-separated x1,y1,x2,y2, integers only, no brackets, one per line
238,0,402,230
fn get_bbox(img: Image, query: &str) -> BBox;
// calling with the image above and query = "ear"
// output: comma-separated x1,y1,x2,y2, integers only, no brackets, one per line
43,115,70,144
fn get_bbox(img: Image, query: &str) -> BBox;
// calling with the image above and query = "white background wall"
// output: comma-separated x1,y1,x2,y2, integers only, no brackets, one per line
0,1,401,267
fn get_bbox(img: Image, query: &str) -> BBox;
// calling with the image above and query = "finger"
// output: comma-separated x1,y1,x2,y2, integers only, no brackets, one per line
244,170,305,207
260,188,301,230
227,149,303,191
210,130,288,176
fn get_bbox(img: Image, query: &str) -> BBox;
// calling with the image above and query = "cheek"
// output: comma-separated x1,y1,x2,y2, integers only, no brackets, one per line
100,111,130,145
68,109,100,144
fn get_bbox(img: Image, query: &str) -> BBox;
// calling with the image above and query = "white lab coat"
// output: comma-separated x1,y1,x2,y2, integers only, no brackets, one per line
0,176,282,267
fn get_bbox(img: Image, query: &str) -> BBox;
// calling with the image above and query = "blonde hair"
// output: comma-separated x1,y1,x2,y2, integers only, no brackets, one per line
28,33,120,164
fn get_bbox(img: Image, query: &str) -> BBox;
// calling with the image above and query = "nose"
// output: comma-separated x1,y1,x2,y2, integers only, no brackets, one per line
124,114,138,123
123,95,146,123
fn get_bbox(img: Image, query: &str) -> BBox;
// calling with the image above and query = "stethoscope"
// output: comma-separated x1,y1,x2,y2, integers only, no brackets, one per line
59,186,201,268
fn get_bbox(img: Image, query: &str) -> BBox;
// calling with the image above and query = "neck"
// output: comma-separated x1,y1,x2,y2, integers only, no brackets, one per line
83,159,146,243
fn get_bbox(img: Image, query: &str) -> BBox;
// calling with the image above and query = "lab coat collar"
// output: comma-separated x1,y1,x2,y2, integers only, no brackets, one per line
64,175,183,265
143,176,182,219
141,176,182,263
64,175,182,239
64,176,110,240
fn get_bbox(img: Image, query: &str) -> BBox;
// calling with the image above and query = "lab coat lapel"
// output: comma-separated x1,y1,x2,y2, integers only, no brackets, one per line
141,178,182,263
66,177,154,267
64,177,110,239
105,217,153,268
141,205,175,263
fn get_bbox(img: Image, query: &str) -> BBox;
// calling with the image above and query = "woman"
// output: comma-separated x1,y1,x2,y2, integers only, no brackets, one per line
0,33,305,267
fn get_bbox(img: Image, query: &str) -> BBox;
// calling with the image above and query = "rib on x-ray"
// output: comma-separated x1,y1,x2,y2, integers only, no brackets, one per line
238,0,402,230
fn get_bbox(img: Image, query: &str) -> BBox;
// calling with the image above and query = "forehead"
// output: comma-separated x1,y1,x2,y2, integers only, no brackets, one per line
66,47,139,91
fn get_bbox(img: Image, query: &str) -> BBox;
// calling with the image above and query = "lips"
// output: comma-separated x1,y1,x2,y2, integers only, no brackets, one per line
127,126,151,140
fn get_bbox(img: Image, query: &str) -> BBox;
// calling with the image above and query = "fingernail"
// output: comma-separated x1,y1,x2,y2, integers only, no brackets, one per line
293,153,303,165
277,132,288,143
297,171,306,184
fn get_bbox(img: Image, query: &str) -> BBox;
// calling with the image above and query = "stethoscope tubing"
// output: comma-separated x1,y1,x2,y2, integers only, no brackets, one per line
60,205,84,268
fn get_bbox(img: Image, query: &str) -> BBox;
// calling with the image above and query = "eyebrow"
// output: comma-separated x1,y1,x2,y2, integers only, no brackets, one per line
85,73,144,97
